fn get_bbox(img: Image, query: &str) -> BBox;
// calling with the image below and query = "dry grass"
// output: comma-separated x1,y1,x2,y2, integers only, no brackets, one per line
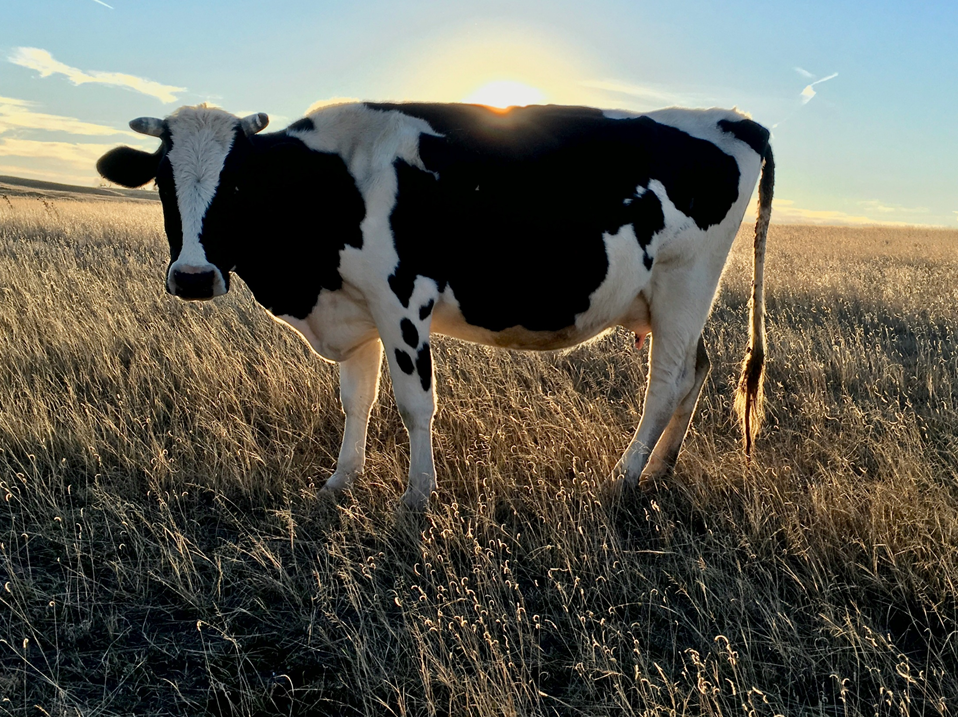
0,193,956,716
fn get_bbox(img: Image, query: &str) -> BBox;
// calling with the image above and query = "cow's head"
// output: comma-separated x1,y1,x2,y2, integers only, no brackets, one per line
97,104,269,301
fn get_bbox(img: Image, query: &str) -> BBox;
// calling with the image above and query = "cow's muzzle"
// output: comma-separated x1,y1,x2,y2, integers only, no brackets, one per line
167,264,227,301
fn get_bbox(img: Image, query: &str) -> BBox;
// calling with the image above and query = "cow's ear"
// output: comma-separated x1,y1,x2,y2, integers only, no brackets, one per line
96,146,162,188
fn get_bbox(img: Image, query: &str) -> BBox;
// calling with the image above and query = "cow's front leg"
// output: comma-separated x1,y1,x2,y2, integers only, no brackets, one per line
322,339,383,494
381,304,438,510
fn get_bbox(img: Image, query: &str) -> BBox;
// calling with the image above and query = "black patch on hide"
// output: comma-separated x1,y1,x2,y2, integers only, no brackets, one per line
193,129,366,319
395,349,415,375
286,117,316,134
388,266,417,309
368,103,741,333
419,299,435,321
416,344,432,391
401,318,419,348
718,118,771,157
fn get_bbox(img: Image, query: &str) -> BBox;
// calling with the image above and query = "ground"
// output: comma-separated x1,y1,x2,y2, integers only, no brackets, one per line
0,183,956,715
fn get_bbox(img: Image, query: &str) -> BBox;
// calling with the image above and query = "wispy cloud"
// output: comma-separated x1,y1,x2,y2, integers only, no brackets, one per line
0,95,135,137
92,0,114,7
0,163,97,187
0,138,117,166
9,47,185,103
857,199,930,216
800,71,838,105
747,198,942,227
579,79,692,109
794,67,815,80
772,199,905,226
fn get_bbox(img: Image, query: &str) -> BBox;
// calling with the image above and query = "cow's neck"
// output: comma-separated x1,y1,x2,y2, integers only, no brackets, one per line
231,136,367,320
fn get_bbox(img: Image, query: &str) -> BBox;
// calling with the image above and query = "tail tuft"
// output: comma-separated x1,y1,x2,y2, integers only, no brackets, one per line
735,144,773,461
735,344,765,461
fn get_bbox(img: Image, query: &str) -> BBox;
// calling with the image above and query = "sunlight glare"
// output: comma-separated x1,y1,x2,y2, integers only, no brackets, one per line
462,81,546,109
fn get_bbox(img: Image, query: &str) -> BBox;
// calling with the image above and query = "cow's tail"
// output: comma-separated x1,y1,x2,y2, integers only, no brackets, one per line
734,143,774,462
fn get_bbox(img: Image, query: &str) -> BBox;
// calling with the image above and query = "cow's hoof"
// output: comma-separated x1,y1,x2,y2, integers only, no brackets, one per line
321,470,358,495
399,489,432,512
317,480,354,507
317,484,341,501
608,464,640,491
637,473,660,492
316,485,347,508
640,454,676,484
604,462,661,504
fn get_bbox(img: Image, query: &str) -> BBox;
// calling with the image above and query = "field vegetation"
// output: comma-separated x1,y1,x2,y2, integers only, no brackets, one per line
0,191,956,715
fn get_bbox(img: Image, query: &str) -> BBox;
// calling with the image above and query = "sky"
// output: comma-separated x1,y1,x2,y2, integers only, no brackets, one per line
2,0,956,227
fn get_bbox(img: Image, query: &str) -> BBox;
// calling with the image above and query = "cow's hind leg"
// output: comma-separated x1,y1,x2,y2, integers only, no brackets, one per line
641,334,710,481
322,339,383,494
612,327,702,489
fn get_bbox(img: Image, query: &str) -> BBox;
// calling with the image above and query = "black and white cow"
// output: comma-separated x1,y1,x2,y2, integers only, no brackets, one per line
97,101,774,509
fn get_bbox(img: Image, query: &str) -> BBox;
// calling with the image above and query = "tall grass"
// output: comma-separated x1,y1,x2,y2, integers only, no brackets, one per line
1,194,956,715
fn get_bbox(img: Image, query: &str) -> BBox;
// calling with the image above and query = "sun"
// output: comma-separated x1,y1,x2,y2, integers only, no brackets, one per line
461,81,546,109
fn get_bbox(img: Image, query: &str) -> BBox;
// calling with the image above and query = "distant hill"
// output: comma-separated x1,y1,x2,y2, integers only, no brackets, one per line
0,175,158,203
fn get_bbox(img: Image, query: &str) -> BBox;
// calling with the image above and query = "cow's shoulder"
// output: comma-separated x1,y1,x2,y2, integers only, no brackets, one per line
286,103,435,189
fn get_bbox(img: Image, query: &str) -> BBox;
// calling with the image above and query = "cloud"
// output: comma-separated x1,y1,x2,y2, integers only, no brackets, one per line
0,163,97,187
0,95,135,137
794,67,815,80
800,72,838,105
857,199,930,216
579,79,689,108
9,47,185,103
746,198,941,227
0,138,117,166
771,199,905,226
92,0,114,7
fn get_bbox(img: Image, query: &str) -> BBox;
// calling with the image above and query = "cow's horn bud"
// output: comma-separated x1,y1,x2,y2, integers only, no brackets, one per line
240,113,269,135
129,117,165,137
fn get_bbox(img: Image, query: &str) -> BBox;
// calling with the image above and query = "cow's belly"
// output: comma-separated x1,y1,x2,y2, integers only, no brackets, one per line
432,309,598,350
432,225,654,351
432,296,650,350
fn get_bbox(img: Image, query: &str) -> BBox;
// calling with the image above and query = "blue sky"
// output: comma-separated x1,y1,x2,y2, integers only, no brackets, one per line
2,0,955,226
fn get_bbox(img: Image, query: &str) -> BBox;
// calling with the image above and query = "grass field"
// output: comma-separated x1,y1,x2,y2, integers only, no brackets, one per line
1,192,956,716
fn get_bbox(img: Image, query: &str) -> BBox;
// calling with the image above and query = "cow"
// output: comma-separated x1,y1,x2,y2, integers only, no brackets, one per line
96,101,774,510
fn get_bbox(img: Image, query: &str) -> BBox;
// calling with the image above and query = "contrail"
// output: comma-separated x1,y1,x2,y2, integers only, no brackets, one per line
92,0,114,8
801,72,838,104
772,70,839,128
